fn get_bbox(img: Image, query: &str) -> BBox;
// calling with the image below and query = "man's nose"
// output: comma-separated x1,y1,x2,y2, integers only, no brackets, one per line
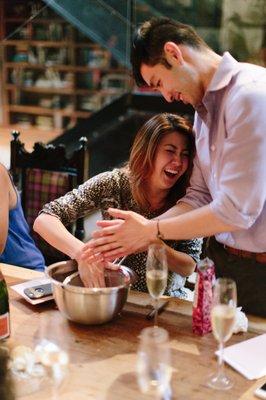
161,89,173,103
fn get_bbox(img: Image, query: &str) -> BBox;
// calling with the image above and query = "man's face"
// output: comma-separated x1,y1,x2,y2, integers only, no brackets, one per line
140,59,204,108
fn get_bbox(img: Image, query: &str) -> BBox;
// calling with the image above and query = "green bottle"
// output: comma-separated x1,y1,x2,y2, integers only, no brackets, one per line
0,268,10,340
0,346,15,400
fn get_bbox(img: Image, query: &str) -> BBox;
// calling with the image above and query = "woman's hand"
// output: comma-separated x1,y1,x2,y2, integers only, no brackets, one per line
77,258,107,288
76,243,120,288
84,208,157,260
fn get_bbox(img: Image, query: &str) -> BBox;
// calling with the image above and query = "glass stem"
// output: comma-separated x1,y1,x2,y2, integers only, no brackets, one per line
217,341,225,377
154,298,159,327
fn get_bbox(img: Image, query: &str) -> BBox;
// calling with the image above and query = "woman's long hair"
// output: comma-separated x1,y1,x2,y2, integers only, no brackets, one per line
128,113,195,212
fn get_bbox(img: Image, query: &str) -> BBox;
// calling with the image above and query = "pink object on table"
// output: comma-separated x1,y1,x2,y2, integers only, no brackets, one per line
192,257,215,335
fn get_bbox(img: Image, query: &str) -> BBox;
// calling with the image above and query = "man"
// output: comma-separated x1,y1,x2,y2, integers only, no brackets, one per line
85,17,266,316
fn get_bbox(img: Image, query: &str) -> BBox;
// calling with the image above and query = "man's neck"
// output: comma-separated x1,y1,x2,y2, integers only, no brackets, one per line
184,46,222,93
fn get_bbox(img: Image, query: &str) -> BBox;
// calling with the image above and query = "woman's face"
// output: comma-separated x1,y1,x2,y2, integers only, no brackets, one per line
148,131,190,193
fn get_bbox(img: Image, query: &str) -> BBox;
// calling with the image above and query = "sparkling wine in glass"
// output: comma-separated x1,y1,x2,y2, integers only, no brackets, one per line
137,326,172,399
146,243,168,327
207,278,237,390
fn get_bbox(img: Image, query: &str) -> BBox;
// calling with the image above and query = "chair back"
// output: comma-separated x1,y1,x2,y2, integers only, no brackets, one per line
10,131,89,264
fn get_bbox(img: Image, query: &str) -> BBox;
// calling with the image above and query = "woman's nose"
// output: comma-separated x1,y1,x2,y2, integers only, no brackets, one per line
173,154,182,165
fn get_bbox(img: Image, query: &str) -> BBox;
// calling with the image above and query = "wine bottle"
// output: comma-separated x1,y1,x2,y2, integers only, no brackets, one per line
0,268,10,340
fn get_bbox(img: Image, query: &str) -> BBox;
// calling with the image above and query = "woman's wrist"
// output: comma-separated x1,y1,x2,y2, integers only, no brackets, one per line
71,241,85,261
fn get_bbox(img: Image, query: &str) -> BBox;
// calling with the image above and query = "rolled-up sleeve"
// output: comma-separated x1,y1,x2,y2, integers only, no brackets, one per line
210,84,266,229
178,154,213,209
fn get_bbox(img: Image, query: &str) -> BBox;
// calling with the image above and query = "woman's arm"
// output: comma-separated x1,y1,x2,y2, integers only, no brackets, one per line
33,213,83,259
34,213,108,287
163,241,196,277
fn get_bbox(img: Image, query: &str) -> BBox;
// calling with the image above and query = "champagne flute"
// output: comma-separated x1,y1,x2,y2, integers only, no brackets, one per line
34,313,69,399
136,326,172,399
207,278,237,390
146,243,168,327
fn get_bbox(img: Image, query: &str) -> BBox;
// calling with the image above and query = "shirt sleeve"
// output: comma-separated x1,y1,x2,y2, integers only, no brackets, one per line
210,82,266,229
41,170,122,226
177,154,213,209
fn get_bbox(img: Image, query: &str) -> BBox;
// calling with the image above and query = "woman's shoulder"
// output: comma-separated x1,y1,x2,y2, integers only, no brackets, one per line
96,167,130,187
86,168,128,183
0,163,10,185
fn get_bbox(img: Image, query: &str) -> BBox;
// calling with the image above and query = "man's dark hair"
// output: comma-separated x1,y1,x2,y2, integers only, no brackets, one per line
131,17,208,87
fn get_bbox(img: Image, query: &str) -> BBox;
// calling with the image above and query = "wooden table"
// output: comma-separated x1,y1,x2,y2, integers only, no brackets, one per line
2,263,266,400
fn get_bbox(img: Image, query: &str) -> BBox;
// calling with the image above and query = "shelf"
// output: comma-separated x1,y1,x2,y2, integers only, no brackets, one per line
4,62,127,74
4,85,124,96
8,105,91,118
1,0,129,131
5,84,94,95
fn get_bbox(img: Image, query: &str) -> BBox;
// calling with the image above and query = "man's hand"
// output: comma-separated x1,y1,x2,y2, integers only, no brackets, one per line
83,208,157,260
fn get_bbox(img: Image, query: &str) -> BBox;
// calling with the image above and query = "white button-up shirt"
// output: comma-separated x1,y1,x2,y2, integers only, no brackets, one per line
181,52,266,252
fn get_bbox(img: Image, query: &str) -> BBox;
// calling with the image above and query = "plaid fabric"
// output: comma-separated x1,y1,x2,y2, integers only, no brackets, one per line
26,168,71,226
25,168,73,263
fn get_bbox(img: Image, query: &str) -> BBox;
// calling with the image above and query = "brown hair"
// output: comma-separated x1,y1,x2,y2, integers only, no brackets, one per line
128,113,195,211
131,17,209,87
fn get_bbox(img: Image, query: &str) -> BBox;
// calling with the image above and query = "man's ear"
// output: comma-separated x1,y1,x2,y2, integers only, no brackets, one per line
164,42,183,65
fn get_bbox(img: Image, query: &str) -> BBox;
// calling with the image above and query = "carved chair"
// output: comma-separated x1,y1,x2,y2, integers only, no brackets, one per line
10,131,89,265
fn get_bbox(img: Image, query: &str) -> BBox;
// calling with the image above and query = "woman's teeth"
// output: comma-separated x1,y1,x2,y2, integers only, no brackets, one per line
165,169,178,177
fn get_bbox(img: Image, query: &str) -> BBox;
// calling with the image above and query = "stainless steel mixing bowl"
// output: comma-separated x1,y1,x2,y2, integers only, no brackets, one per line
46,260,137,325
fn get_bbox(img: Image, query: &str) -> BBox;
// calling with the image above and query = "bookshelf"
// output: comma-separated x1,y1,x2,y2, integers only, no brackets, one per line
0,0,130,133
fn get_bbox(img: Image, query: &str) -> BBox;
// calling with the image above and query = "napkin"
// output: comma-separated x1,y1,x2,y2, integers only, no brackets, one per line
216,334,266,380
233,307,248,334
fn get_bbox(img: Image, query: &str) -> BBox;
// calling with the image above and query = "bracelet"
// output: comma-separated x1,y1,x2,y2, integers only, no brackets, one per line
156,220,165,240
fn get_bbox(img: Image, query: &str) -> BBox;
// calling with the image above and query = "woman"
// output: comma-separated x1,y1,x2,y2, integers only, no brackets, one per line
0,163,45,271
34,113,201,296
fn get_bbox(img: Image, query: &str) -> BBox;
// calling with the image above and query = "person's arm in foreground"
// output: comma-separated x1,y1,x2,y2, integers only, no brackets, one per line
0,166,9,254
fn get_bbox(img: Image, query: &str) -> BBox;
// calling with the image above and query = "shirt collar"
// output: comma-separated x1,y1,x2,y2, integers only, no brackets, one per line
196,52,240,115
206,52,240,93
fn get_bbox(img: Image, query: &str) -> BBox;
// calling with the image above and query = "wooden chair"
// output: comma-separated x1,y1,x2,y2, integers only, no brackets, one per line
10,130,89,265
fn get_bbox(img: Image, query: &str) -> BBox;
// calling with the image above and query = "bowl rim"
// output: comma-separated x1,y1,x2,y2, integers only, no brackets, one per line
45,262,134,294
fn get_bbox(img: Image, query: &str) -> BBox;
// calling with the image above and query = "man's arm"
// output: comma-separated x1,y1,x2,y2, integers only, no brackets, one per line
157,204,237,241
157,202,194,219
84,204,237,260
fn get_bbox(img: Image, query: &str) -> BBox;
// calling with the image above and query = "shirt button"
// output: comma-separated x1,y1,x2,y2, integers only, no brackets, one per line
210,144,216,152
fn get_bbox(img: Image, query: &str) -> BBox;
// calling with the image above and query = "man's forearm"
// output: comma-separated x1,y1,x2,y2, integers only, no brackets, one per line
156,204,237,241
157,202,194,220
